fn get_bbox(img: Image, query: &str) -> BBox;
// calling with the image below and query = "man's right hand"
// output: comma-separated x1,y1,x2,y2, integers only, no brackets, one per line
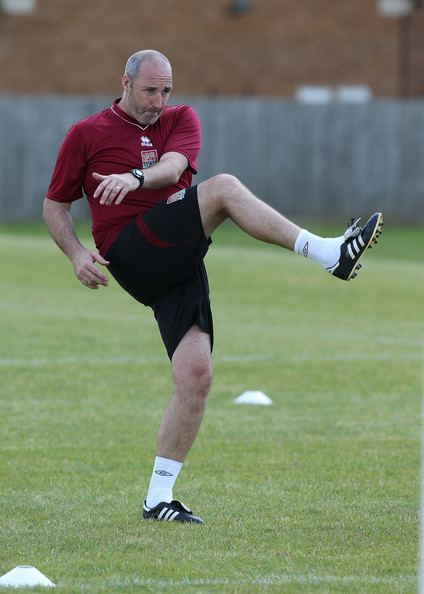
71,248,110,289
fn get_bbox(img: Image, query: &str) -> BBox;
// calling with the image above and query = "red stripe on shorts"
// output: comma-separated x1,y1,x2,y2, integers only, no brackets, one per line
136,216,173,248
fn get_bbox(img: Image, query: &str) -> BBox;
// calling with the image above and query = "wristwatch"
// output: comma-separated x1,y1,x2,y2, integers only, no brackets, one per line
130,168,145,188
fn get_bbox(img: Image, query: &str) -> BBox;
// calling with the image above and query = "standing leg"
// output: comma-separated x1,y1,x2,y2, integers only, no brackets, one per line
143,326,212,523
158,325,212,462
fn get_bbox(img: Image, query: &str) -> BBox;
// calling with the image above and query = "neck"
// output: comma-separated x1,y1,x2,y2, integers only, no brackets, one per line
113,101,151,131
117,97,136,119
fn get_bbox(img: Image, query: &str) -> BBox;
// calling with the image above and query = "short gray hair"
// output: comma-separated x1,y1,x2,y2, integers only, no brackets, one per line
124,50,171,80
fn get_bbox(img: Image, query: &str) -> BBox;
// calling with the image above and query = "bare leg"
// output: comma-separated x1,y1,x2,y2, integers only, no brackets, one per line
196,173,384,281
156,326,213,462
197,174,301,249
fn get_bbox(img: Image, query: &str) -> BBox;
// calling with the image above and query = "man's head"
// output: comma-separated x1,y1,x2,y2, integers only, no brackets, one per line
120,50,173,126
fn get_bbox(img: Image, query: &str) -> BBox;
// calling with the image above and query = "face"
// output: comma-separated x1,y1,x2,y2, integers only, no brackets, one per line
122,59,172,125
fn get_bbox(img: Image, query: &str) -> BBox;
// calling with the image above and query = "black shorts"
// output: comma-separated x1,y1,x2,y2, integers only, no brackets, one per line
105,186,213,360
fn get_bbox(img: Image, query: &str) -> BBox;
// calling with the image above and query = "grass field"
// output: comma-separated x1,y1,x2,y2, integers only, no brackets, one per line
0,221,423,594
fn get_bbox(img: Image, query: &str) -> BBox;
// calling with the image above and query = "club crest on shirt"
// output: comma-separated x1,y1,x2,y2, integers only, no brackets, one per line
167,190,186,205
141,150,158,169
140,135,153,147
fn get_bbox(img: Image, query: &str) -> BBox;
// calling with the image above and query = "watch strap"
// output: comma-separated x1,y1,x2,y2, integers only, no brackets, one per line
130,168,145,188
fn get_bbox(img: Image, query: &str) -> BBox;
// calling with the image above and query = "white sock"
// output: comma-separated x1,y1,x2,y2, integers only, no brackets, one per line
294,229,344,270
145,456,183,508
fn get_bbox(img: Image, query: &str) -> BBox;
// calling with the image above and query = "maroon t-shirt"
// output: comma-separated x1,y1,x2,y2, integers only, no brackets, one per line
46,99,202,255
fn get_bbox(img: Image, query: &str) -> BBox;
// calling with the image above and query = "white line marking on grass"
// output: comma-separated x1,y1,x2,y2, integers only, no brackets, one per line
220,352,420,363
0,351,420,367
0,355,165,367
108,573,415,589
0,303,151,324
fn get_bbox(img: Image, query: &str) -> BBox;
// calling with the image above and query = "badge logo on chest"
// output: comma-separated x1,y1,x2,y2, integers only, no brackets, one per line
141,150,158,169
140,135,153,147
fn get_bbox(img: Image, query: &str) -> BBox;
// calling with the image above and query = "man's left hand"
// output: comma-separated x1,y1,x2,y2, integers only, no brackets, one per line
92,172,139,205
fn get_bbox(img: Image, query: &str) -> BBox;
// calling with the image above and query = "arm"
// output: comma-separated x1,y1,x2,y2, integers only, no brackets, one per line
43,198,109,289
92,151,188,206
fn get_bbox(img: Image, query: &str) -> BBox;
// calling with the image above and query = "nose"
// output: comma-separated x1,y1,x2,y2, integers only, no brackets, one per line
151,91,164,110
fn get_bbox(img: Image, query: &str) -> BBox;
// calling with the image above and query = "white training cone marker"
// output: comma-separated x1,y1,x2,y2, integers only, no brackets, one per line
0,566,55,588
234,390,273,406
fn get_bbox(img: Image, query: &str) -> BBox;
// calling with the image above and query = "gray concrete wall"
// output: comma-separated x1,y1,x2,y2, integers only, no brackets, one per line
1,96,423,223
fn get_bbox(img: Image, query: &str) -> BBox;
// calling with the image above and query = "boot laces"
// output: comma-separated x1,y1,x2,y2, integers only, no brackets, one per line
344,217,362,240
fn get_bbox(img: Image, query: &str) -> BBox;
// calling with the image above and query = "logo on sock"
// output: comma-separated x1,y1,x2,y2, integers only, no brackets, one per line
303,242,309,258
155,469,173,476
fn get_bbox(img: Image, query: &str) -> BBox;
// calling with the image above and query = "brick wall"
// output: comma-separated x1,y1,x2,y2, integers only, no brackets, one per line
0,0,423,96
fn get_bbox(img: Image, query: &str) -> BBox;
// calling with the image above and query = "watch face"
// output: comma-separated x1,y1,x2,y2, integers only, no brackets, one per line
133,169,143,177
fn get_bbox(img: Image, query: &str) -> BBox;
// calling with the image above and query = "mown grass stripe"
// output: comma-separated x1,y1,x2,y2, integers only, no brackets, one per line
0,351,420,367
108,573,416,588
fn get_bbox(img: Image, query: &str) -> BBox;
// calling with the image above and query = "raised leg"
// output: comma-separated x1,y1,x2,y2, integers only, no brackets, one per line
197,173,301,248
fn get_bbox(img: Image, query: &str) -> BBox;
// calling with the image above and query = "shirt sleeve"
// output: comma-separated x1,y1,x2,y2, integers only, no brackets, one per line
162,106,202,174
45,124,86,202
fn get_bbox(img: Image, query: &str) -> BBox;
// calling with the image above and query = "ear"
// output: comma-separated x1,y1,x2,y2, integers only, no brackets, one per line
122,74,131,91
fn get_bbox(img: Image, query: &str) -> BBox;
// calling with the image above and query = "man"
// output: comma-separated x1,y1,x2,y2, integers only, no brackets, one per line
43,49,383,525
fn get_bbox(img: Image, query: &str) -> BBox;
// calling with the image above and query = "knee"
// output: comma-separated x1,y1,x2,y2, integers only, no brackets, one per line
197,174,243,234
188,361,213,399
194,363,213,399
211,173,243,196
174,359,213,402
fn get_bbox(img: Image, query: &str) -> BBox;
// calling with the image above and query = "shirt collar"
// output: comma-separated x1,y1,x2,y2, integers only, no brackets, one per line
110,98,141,125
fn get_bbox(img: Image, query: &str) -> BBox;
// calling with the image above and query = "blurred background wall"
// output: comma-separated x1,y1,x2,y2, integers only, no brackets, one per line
1,0,424,222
